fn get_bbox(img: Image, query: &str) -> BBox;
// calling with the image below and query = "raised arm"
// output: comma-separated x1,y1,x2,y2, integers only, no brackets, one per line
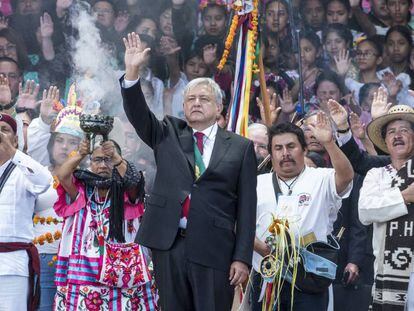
121,32,166,149
327,98,391,175
55,139,89,201
308,110,354,194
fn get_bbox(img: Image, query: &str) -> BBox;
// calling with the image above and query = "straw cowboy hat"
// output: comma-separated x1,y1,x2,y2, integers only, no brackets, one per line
367,105,414,154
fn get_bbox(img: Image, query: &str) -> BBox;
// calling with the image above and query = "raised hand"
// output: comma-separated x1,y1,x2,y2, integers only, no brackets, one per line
16,80,40,109
114,11,130,33
0,16,9,31
40,86,59,125
334,49,351,77
371,86,392,120
203,44,217,66
101,140,122,164
256,89,282,125
0,75,12,106
123,32,151,80
349,112,366,140
159,36,181,56
78,139,90,156
307,112,334,145
40,12,54,38
56,0,73,16
279,87,296,114
327,99,349,130
381,71,401,98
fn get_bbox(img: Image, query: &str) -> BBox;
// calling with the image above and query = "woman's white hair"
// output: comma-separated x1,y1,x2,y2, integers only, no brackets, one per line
183,78,223,105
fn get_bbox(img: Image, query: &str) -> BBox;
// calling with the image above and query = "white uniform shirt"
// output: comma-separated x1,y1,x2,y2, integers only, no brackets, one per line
253,167,352,272
0,150,52,276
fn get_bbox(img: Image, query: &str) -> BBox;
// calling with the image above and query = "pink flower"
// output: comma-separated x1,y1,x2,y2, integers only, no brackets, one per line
130,296,141,311
84,291,103,310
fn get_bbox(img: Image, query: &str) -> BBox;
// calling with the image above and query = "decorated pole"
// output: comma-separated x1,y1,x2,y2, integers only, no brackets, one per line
217,0,260,137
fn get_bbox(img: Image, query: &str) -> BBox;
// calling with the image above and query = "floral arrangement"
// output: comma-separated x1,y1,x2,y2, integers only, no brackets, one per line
33,230,62,245
33,214,63,266
33,215,63,225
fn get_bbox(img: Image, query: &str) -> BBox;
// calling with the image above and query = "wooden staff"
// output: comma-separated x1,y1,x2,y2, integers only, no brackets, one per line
258,45,271,127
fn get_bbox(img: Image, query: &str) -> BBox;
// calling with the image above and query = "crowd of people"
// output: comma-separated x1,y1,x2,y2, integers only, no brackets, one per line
1,0,414,310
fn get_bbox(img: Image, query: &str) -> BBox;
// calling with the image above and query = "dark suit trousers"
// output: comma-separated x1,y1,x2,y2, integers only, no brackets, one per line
152,234,234,311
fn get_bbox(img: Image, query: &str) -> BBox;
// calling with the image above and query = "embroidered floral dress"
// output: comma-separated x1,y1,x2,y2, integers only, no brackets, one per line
53,178,157,311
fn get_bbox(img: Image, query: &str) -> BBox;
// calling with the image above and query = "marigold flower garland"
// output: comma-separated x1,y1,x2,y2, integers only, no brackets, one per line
33,214,63,266
217,0,259,71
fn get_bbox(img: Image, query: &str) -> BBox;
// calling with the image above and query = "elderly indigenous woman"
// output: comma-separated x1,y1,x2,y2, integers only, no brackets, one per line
359,105,414,310
53,138,157,310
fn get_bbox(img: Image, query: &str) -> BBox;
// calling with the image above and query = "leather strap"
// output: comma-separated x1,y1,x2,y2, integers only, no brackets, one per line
0,161,16,195
271,172,281,204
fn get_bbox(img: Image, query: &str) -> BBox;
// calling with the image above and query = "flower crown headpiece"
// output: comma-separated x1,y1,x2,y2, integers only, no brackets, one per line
53,83,84,139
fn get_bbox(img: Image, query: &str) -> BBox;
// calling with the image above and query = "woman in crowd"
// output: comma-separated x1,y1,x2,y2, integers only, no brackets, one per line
30,91,83,310
311,70,344,111
200,1,228,39
53,137,157,310
345,38,383,103
322,23,355,76
377,26,414,105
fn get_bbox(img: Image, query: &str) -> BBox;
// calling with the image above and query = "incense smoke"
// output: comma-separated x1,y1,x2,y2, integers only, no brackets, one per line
70,3,123,115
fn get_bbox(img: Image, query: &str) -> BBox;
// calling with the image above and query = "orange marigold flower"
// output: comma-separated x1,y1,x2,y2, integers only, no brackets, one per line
37,235,46,245
45,232,53,243
53,230,62,240
33,215,40,225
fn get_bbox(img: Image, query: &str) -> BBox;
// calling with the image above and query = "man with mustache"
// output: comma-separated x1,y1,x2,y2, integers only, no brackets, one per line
355,105,414,310
252,117,354,310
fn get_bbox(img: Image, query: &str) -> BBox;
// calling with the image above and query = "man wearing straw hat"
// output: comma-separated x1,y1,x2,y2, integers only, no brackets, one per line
359,105,414,311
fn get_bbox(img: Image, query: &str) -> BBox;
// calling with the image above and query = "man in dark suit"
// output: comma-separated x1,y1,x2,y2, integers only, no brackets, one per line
120,33,257,311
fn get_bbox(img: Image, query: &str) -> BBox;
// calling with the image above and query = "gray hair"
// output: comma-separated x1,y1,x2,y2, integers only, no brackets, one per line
183,78,223,105
248,123,268,135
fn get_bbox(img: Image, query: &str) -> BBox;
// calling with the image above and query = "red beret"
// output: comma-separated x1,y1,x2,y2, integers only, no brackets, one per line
0,113,17,134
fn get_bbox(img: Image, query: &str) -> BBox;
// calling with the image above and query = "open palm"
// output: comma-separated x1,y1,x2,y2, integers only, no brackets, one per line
0,75,11,106
123,32,151,71
308,112,333,144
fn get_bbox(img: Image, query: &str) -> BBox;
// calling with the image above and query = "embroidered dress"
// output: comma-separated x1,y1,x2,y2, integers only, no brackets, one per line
53,178,157,311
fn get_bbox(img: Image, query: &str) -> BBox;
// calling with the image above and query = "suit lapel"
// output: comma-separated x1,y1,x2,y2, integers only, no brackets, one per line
178,126,195,172
206,127,231,173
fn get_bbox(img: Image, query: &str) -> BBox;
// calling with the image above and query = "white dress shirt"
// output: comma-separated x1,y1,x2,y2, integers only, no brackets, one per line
0,150,52,276
192,123,218,168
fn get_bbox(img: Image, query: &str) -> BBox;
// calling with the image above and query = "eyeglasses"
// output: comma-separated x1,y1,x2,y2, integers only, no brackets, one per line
0,44,17,55
253,142,268,150
90,156,113,166
356,50,378,58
